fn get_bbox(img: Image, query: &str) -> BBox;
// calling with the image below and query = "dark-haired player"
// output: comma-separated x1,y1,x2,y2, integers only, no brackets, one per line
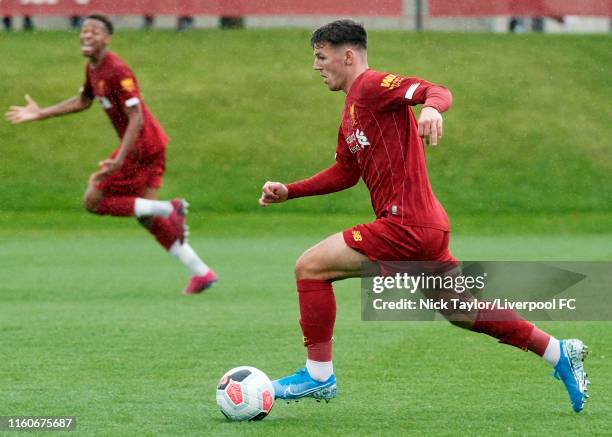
259,19,588,411
6,14,217,294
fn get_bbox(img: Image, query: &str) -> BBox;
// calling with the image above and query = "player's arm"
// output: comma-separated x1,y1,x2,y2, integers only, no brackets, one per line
367,74,452,146
399,79,452,146
98,103,144,175
5,93,93,124
259,162,360,207
416,84,452,146
96,67,146,175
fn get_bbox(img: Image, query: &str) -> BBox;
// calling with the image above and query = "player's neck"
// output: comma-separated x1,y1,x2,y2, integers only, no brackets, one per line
90,49,109,69
343,64,369,94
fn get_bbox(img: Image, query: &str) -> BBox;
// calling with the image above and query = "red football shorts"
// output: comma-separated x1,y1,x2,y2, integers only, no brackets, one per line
342,218,457,263
96,146,166,197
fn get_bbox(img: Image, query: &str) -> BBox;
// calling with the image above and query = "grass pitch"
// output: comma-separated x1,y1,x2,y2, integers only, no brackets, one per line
1,222,611,435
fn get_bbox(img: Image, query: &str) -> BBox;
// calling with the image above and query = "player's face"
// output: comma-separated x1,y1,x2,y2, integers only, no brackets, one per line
80,19,110,58
313,43,348,92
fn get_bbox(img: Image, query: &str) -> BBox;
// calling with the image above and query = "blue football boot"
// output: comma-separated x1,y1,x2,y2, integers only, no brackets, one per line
553,339,590,412
272,368,337,403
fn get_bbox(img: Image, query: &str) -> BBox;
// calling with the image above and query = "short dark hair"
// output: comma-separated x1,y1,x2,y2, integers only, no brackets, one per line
310,19,367,50
86,14,114,35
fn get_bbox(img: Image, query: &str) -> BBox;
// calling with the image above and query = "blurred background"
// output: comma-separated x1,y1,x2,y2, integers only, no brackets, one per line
1,0,610,235
2,0,611,33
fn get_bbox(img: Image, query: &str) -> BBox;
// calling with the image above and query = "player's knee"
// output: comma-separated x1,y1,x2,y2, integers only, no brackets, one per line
294,252,321,280
83,194,100,214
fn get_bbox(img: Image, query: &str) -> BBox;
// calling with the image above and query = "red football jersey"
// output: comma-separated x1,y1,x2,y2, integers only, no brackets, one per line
81,51,168,154
336,69,450,231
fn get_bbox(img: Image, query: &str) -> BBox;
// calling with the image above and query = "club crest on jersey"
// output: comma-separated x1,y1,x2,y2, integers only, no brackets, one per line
380,73,403,90
348,129,370,153
352,230,363,242
120,78,136,92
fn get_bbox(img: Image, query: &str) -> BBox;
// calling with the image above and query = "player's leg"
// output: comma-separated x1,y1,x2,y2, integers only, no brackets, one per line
134,186,184,248
468,296,589,411
419,228,589,412
83,168,215,291
413,228,555,359
83,152,188,246
137,149,217,293
296,232,367,377
138,187,217,294
273,232,369,402
83,170,179,220
294,232,368,281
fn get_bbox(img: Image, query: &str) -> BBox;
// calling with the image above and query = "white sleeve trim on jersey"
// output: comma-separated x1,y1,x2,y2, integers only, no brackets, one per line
125,97,140,107
404,83,421,100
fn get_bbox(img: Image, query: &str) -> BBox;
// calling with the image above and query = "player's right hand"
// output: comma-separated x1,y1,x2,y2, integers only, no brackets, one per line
5,95,42,124
88,168,107,186
259,181,289,207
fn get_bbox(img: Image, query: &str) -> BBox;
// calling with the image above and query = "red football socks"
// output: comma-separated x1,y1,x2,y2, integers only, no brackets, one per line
526,327,552,356
96,196,136,216
472,307,551,355
147,217,178,250
297,279,336,362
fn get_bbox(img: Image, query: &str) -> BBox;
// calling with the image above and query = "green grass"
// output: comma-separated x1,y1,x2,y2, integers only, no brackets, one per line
1,227,611,435
1,30,610,227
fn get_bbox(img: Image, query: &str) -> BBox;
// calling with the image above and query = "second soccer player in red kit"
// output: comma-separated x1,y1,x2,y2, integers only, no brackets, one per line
259,19,589,412
6,14,216,294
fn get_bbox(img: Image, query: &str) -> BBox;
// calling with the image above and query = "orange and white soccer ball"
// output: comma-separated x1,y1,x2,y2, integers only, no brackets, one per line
216,366,275,421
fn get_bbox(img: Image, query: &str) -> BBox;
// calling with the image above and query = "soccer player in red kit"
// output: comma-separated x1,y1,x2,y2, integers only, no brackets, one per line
259,20,589,411
5,14,216,294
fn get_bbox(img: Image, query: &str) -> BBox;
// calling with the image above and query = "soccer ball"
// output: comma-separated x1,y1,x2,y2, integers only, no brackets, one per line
216,366,275,421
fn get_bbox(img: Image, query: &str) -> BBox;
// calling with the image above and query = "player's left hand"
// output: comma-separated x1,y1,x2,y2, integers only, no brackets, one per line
98,158,124,175
418,106,443,146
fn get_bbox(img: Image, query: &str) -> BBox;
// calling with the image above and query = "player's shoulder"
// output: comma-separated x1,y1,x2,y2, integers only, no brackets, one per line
363,69,393,83
106,51,126,66
355,69,402,96
106,51,135,75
